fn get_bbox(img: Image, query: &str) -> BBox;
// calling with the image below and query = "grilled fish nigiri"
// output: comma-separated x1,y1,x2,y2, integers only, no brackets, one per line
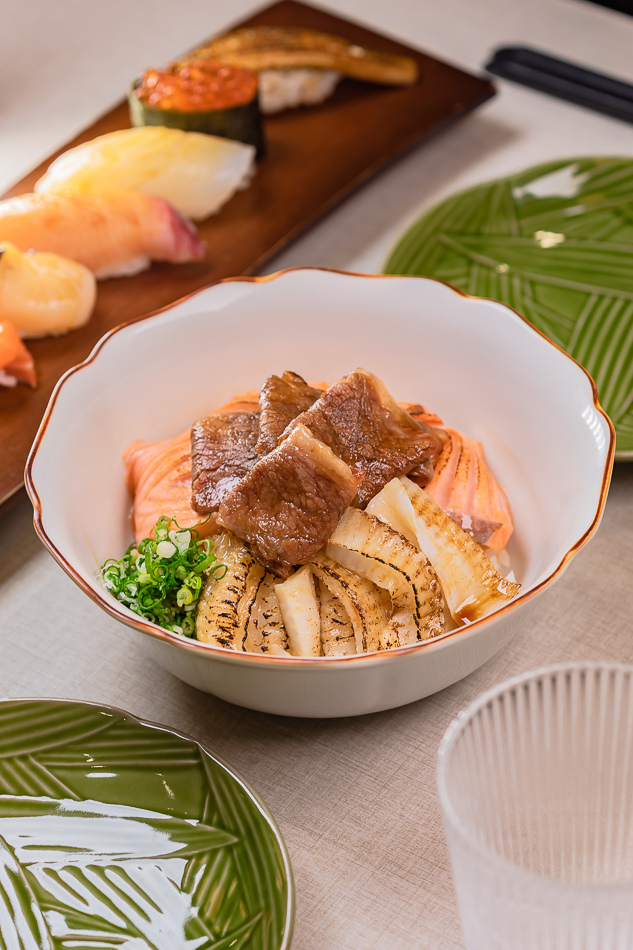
0,242,95,339
0,318,36,387
34,126,256,221
195,26,418,82
0,192,204,279
193,26,418,113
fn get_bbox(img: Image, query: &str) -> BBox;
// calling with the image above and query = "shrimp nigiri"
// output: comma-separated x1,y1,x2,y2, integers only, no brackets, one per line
0,241,96,339
34,126,256,221
0,318,36,387
0,192,205,279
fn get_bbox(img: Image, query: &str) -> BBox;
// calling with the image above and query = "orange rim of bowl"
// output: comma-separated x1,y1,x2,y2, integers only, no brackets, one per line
25,266,616,668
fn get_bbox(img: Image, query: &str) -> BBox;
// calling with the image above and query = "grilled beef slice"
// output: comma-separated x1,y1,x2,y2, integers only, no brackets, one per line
256,371,323,455
218,423,362,578
191,412,260,513
403,402,448,486
284,369,444,506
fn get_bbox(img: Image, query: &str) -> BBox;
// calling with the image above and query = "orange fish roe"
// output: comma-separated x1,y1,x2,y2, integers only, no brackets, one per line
136,58,259,112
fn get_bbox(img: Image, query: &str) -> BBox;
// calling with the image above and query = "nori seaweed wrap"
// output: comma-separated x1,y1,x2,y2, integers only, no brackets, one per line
129,59,265,159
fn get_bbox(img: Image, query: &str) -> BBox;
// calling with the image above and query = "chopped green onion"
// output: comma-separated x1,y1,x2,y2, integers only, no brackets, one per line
98,516,222,638
156,540,176,559
177,587,194,607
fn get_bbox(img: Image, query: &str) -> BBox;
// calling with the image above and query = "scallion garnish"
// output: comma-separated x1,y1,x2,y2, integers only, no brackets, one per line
99,516,226,636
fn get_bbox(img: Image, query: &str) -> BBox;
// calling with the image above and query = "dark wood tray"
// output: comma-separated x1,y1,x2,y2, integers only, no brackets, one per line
0,0,494,508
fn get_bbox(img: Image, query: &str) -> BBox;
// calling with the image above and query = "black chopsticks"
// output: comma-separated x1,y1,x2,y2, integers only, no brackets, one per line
485,46,633,122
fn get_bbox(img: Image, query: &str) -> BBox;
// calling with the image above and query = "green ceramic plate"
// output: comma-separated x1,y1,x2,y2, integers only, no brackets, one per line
0,699,293,950
384,157,633,457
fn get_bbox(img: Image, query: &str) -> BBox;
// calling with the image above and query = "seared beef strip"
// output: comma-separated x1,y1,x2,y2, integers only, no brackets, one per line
407,456,435,485
284,369,444,506
218,423,362,578
191,412,260,513
256,371,323,455
403,402,448,486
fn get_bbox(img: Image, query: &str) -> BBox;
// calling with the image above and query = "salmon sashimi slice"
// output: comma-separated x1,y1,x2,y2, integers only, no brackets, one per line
421,427,514,550
124,430,216,544
0,318,36,387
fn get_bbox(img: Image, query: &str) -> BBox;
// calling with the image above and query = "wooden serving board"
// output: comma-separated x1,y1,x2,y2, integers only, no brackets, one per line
0,0,494,509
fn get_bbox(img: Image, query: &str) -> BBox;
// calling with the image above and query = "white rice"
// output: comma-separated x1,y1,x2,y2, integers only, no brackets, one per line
258,69,341,114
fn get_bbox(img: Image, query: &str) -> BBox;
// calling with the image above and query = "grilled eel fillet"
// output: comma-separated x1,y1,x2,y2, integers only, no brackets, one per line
192,26,418,86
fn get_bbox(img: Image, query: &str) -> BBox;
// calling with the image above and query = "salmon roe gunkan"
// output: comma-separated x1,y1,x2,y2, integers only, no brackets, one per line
136,58,259,112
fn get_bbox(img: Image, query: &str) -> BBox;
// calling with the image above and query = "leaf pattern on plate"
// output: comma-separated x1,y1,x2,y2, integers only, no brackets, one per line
384,157,633,455
0,701,292,950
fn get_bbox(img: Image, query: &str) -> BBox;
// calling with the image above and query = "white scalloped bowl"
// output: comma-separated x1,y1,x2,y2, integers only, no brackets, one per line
26,268,614,718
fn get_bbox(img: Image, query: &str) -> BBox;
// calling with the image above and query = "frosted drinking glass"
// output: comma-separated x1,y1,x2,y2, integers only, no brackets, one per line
437,664,633,950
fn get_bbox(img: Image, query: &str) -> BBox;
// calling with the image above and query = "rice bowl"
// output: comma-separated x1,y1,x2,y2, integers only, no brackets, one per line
26,268,614,717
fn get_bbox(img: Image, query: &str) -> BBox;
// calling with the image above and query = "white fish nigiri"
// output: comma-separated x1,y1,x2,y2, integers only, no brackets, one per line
34,127,256,221
0,242,96,339
0,191,205,279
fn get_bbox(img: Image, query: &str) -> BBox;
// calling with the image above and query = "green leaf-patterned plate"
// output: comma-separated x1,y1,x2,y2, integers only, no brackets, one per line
0,699,293,950
383,156,633,457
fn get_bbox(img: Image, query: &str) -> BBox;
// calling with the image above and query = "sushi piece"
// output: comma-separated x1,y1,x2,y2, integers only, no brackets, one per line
0,242,96,339
0,319,36,388
130,58,265,158
193,25,419,114
0,192,204,280
34,127,256,222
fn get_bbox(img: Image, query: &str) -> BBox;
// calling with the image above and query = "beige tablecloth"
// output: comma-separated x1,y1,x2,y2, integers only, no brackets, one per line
2,0,633,946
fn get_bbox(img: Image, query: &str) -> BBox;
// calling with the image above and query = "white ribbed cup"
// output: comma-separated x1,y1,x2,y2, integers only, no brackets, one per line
437,664,633,950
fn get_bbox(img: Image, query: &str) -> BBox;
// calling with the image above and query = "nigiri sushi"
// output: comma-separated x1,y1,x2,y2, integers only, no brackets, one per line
0,192,205,279
130,59,265,158
0,318,36,387
0,241,96,339
34,127,256,221
192,26,419,114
